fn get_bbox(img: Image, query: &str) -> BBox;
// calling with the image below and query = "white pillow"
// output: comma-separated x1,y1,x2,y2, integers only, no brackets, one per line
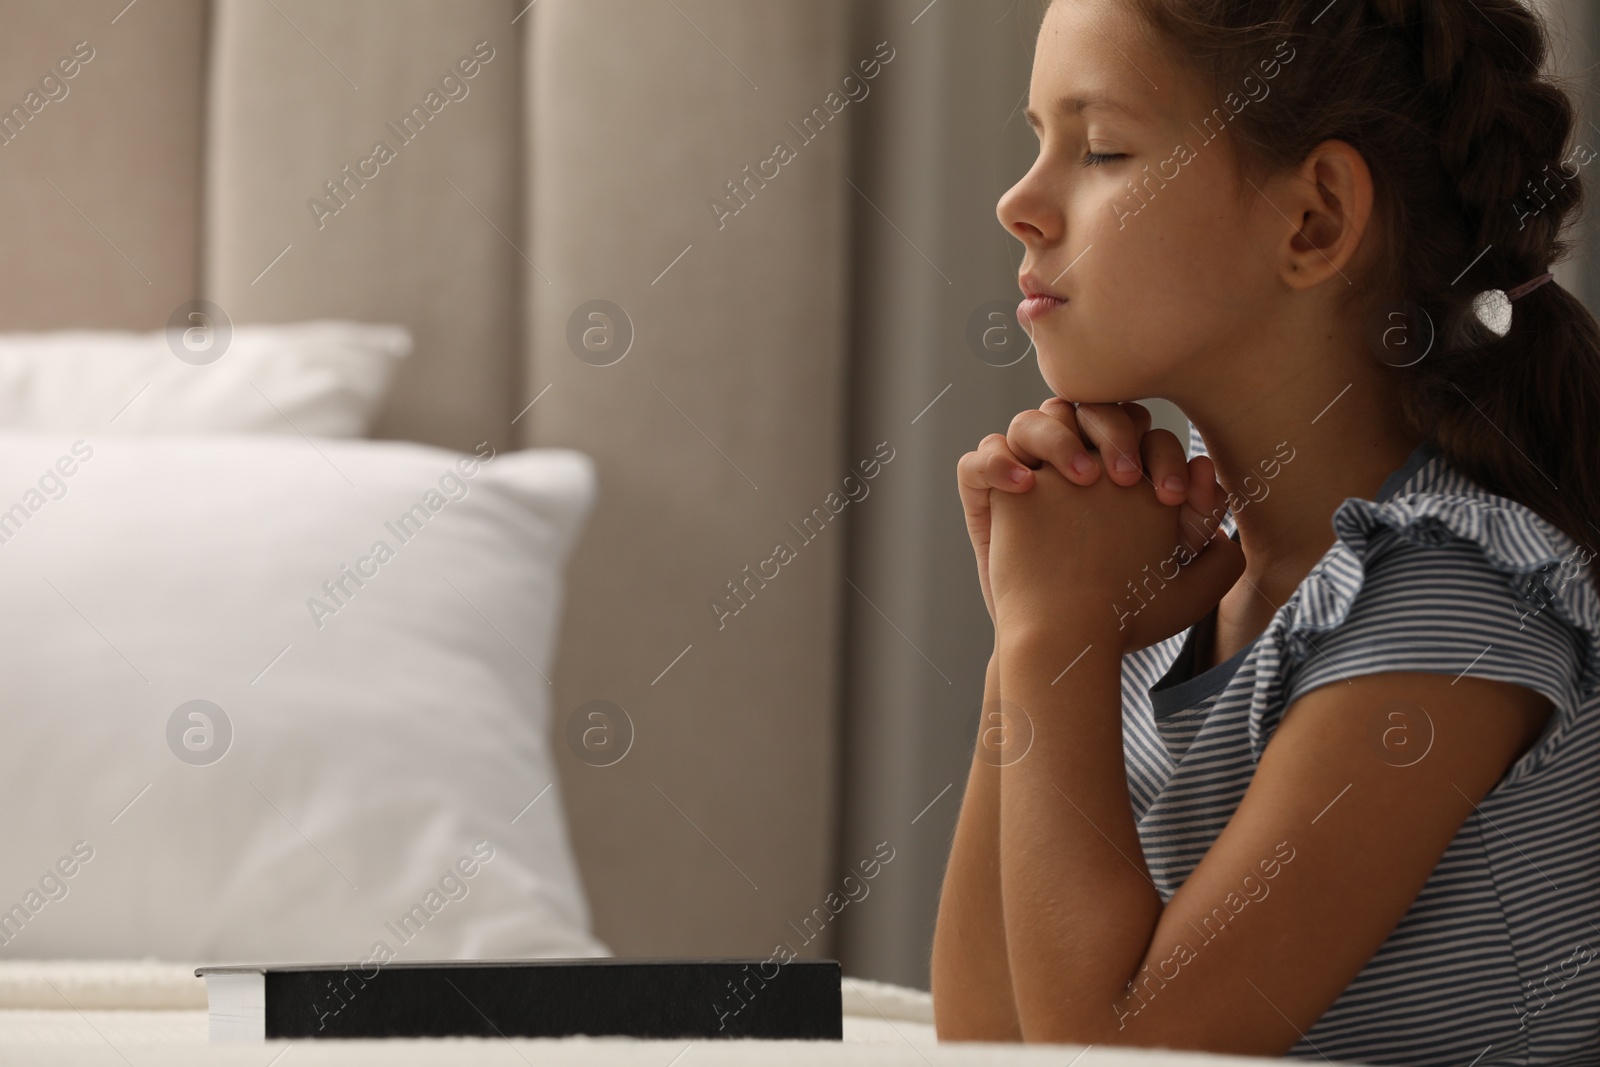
0,432,610,965
0,320,410,436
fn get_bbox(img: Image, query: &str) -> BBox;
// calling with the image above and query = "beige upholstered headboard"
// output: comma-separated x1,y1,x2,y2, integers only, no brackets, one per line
0,0,850,962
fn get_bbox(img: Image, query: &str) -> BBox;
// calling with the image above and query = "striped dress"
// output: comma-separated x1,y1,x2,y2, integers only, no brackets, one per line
1119,425,1600,1065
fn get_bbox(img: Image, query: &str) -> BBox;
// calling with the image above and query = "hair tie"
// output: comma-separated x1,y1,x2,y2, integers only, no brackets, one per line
1473,270,1555,337
1506,271,1555,301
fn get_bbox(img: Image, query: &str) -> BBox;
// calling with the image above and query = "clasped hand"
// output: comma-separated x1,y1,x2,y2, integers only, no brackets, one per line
958,399,1245,656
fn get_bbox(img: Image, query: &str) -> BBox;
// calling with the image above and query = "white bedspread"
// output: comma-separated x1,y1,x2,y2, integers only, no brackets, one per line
0,960,1328,1065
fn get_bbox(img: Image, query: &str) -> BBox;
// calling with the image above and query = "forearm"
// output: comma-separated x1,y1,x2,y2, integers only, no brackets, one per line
997,627,1162,1043
931,649,1024,1042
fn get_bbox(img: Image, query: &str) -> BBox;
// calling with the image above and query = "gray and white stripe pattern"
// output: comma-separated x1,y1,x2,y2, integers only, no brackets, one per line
1115,425,1600,1064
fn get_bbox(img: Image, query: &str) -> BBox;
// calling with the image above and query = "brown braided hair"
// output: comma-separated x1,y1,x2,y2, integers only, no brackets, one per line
1040,0,1600,594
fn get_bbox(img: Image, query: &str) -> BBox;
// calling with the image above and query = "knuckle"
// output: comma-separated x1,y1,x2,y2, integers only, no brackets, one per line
976,437,1008,462
987,449,1020,478
1144,428,1182,456
1073,403,1107,435
1043,427,1079,461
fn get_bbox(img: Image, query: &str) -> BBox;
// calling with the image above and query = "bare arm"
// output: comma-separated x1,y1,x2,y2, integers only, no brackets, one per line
930,648,1024,1042
939,398,1201,1041
995,621,1553,1052
997,627,1163,1042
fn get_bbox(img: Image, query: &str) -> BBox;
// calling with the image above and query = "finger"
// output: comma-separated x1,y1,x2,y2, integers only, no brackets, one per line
959,435,1033,505
1120,401,1154,437
981,433,1037,492
1036,398,1100,484
1165,520,1248,625
1071,402,1145,486
1189,455,1231,536
1175,500,1217,558
1005,409,1096,485
1039,395,1073,420
1138,429,1189,506
1002,410,1045,469
957,449,998,544
1174,458,1231,555
1048,397,1152,430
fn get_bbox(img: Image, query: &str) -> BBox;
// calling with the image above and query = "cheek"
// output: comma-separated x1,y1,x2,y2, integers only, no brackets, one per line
1097,170,1240,307
1036,174,1254,398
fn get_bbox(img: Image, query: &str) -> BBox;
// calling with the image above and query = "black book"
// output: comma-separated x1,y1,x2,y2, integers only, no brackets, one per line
195,957,842,1041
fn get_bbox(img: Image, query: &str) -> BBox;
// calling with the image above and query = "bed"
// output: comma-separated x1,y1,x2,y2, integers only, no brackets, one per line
0,1,1391,1063
0,961,1315,1066
0,0,850,978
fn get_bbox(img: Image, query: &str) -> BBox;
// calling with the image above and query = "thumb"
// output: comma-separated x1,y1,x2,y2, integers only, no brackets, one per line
1161,511,1247,629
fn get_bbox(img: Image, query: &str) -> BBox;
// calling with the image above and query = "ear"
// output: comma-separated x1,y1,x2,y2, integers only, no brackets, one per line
1274,139,1375,292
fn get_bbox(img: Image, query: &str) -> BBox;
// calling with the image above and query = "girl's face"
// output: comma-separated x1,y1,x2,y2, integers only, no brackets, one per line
998,0,1282,404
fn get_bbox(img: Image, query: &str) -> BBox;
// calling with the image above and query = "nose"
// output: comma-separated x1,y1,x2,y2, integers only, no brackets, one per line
996,160,1062,248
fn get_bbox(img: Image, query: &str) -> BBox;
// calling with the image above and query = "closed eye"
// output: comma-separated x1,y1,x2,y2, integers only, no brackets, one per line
1080,152,1126,168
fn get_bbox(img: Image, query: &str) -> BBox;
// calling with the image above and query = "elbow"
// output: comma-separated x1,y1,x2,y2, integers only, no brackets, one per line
1013,1005,1104,1047
930,958,1103,1046
1006,969,1121,1047
929,953,1023,1043
931,997,1025,1043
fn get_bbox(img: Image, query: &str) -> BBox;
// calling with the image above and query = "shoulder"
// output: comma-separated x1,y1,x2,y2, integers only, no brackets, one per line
1110,449,1594,1053
1249,450,1598,793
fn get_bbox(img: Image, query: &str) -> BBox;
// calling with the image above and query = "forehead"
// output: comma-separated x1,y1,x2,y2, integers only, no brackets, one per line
1026,0,1174,127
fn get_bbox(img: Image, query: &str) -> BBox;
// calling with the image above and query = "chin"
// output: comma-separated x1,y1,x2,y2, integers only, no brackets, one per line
1038,343,1158,405
1037,356,1117,404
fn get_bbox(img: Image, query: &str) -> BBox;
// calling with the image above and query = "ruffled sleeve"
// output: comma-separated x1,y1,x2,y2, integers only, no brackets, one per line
1247,492,1599,794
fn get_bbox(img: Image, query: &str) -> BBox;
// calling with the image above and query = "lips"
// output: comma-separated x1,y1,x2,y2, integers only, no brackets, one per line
1017,294,1065,324
1016,270,1069,326
1018,271,1066,303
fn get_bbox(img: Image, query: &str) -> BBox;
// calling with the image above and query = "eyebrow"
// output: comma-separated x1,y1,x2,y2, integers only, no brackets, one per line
1023,95,1142,131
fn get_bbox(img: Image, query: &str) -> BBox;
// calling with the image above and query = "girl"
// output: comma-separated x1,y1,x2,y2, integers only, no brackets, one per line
933,0,1600,1063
